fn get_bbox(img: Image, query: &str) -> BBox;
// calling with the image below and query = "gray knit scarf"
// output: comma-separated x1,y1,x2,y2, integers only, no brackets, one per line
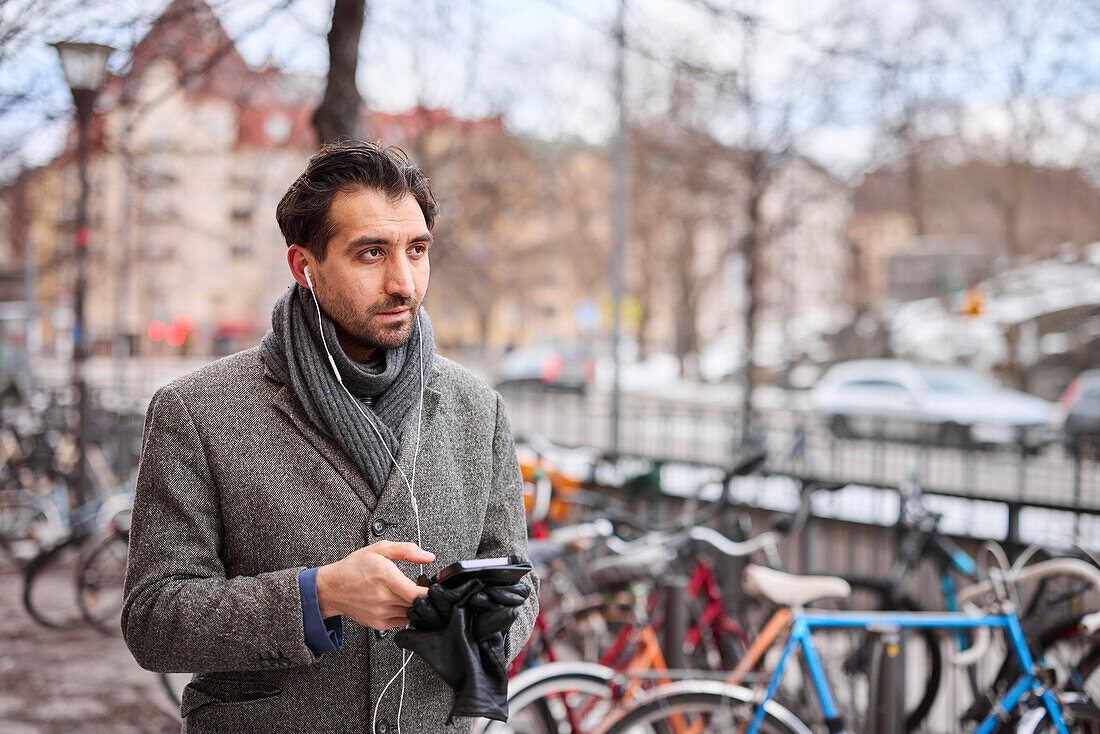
259,283,436,496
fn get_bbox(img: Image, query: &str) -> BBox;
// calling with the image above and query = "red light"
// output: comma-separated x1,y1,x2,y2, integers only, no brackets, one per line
148,320,168,341
171,314,193,334
166,324,187,347
1059,377,1081,409
541,353,563,383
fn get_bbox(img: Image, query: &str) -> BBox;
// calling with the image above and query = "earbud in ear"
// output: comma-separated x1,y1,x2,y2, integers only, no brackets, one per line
304,266,313,289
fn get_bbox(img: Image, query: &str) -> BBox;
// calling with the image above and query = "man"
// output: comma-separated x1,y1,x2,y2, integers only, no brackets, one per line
122,140,538,733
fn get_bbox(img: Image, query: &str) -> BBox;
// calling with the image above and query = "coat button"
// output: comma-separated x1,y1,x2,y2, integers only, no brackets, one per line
371,517,388,537
374,628,389,639
376,717,391,734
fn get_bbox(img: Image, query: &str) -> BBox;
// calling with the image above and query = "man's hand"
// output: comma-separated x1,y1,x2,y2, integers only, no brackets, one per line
315,541,434,629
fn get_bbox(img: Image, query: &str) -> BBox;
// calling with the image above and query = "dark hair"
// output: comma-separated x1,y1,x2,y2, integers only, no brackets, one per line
276,139,439,260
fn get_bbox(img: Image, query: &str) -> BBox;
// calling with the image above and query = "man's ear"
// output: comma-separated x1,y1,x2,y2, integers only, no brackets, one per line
287,244,313,289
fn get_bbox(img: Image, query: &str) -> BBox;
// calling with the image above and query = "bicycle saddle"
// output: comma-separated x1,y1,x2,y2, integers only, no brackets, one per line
742,565,851,608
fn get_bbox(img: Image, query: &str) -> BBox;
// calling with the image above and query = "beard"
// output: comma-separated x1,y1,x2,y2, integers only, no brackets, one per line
325,294,421,354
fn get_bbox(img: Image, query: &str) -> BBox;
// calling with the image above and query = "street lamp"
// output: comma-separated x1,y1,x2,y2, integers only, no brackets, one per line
52,41,114,510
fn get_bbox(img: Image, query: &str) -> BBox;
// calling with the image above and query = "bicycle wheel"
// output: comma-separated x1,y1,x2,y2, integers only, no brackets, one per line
76,528,129,634
476,662,618,734
1015,699,1100,733
0,494,36,557
22,536,88,628
0,495,54,564
1065,644,1100,705
963,615,1097,726
839,575,943,731
600,680,811,734
160,672,190,709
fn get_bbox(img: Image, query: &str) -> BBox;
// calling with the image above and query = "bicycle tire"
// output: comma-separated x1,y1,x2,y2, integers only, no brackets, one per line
476,662,619,734
160,672,189,709
599,680,812,734
839,574,943,732
22,535,88,628
0,494,41,562
0,492,34,535
75,528,129,634
1065,644,1100,706
1015,698,1100,733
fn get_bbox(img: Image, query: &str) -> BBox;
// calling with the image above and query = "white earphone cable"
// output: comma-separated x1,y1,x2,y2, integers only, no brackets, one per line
306,277,425,734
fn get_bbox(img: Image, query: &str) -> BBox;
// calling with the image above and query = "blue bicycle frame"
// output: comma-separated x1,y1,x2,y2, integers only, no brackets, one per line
747,610,1072,734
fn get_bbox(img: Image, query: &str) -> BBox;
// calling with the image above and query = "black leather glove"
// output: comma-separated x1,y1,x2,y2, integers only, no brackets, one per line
406,578,483,632
467,582,531,640
406,580,530,636
394,579,509,722
394,580,531,723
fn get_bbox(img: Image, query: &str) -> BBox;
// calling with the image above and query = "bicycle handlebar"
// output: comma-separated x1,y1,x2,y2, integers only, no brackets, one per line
948,603,993,667
1081,610,1100,636
547,518,614,545
687,526,781,559
600,524,779,564
956,557,1100,609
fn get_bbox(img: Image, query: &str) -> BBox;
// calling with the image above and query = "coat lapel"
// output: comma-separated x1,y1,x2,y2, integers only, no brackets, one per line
269,381,379,512
263,356,442,514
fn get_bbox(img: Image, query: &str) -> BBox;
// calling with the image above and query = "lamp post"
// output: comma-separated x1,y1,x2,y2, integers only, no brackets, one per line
609,0,630,457
52,41,113,510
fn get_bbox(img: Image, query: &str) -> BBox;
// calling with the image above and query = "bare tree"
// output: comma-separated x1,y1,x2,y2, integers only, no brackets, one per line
312,0,366,142
644,3,799,424
396,118,556,351
631,119,743,376
966,0,1100,260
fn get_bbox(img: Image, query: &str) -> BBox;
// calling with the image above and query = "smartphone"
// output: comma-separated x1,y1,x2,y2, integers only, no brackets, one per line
432,555,532,588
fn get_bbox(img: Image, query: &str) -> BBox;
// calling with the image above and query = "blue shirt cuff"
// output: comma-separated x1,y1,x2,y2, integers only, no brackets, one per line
298,567,343,654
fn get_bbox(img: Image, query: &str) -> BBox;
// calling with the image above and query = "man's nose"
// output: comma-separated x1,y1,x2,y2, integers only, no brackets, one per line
385,253,415,299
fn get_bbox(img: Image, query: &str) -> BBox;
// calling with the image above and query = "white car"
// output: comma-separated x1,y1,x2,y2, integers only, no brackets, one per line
494,343,594,394
812,360,1054,448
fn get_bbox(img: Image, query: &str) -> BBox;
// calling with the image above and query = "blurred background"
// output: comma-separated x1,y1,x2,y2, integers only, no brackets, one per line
0,0,1099,731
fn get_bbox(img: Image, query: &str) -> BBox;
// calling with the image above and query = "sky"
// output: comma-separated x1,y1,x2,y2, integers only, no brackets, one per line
0,0,1097,180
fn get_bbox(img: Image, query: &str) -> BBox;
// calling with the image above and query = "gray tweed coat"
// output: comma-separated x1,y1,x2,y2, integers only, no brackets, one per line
121,346,538,733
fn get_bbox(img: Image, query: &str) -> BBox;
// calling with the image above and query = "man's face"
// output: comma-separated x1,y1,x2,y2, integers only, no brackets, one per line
303,187,432,361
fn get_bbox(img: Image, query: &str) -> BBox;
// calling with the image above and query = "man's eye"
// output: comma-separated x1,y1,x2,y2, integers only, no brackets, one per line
411,245,427,255
363,248,382,258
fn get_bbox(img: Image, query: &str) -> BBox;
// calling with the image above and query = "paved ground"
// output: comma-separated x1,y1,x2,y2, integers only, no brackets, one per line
0,566,180,733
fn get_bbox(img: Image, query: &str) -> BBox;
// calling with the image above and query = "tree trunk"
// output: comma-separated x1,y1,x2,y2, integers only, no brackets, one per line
741,151,766,433
478,307,492,353
906,143,926,236
312,0,367,143
675,219,698,377
637,267,652,362
633,220,656,362
1003,158,1025,259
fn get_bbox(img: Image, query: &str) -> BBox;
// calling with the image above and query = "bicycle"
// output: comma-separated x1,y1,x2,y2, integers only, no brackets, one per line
837,471,1100,729
597,556,1100,734
74,507,131,633
475,481,843,734
15,434,134,630
512,440,773,673
20,481,133,628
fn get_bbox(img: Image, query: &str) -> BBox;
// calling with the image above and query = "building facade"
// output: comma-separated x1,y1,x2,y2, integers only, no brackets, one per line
3,0,856,375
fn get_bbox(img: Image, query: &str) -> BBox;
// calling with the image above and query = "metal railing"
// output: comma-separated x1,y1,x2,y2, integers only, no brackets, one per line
499,386,1100,546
